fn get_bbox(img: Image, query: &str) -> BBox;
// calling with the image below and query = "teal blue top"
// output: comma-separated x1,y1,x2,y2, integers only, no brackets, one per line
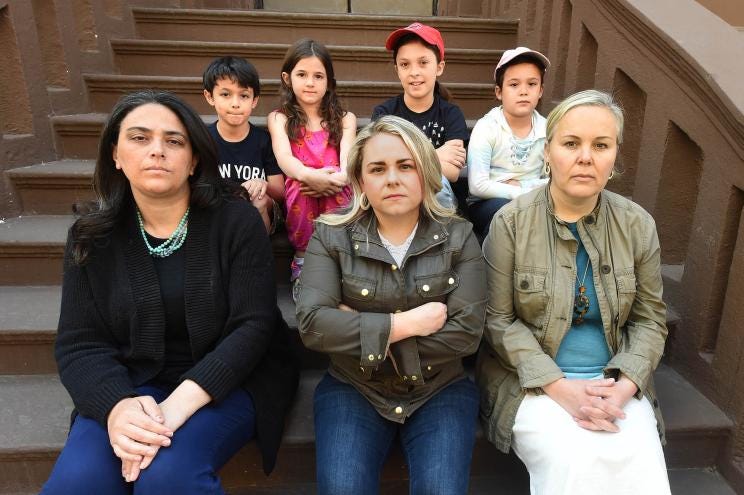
555,222,612,379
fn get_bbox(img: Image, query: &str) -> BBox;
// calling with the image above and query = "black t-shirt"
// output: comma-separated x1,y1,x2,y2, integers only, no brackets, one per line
208,122,282,184
371,93,469,148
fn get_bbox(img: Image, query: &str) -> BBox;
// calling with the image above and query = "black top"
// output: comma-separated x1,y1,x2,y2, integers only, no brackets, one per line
145,233,193,387
208,122,282,183
56,198,298,473
372,93,469,147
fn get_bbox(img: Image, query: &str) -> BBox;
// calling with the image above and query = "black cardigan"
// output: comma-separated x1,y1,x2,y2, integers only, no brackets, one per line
55,197,298,474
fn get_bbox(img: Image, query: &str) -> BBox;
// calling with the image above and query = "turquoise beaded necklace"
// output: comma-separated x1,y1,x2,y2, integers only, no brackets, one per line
137,207,189,258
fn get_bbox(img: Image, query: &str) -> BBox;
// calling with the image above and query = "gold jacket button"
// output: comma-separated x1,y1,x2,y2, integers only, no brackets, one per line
422,284,430,292
361,288,369,296
411,375,417,381
391,264,397,271
368,354,375,361
395,406,403,414
378,354,383,360
427,365,432,371
433,234,439,240
448,277,455,285
354,244,359,250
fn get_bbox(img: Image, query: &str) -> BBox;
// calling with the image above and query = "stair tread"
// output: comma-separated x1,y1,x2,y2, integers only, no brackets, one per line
83,73,493,90
0,369,322,453
655,365,733,432
0,364,729,453
111,38,504,56
7,160,94,179
0,216,74,246
0,282,296,336
132,7,518,29
0,286,62,334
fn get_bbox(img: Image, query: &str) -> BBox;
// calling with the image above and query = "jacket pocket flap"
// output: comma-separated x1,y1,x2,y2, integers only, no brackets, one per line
415,271,459,297
514,271,546,293
617,273,637,293
341,274,377,301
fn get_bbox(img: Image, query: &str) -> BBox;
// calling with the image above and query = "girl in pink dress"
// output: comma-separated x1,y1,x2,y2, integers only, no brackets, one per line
268,39,356,300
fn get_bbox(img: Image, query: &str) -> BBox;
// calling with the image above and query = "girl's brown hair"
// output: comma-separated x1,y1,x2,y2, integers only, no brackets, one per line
279,38,346,145
391,33,452,101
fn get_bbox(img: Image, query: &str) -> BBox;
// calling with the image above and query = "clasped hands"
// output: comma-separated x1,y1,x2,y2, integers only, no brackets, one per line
298,167,347,198
543,375,639,433
107,395,189,483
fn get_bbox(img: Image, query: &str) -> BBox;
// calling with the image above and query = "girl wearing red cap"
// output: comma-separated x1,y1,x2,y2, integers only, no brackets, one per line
372,22,468,211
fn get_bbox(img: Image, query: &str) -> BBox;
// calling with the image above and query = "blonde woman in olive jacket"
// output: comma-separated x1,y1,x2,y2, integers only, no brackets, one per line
297,116,486,495
476,90,670,494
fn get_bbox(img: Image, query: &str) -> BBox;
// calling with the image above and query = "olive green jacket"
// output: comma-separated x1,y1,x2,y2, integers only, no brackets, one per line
476,185,667,453
297,213,486,422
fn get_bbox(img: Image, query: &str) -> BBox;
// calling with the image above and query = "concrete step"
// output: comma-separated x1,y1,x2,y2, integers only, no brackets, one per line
0,286,61,374
83,74,494,120
50,113,477,159
0,366,734,494
112,39,503,84
0,216,73,286
4,469,736,495
0,283,328,375
131,8,518,49
0,215,293,285
6,160,94,215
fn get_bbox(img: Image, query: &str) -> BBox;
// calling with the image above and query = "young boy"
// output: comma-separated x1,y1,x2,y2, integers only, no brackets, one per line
203,56,284,233
466,47,550,238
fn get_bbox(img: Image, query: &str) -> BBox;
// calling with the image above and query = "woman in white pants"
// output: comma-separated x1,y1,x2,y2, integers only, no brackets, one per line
476,89,670,495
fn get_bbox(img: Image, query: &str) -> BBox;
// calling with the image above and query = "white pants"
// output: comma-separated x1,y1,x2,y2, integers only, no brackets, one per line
512,392,671,495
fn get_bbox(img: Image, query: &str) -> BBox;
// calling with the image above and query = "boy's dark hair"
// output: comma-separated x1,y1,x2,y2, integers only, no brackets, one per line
203,56,261,96
494,54,547,89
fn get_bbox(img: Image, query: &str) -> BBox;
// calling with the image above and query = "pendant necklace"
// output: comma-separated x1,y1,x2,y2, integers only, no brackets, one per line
573,258,591,325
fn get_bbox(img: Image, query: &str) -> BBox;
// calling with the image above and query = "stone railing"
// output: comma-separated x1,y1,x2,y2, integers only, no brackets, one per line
441,0,744,489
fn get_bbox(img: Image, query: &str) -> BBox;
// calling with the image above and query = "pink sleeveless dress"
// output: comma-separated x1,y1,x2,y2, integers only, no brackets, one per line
285,128,351,252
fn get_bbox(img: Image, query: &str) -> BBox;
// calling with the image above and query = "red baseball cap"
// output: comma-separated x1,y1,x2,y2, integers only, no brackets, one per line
385,22,445,60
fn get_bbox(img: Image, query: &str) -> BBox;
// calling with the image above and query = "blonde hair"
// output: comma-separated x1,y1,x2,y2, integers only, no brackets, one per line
319,115,456,226
545,89,624,144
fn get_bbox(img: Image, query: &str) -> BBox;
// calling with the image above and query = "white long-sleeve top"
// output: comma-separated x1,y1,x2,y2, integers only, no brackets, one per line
467,106,548,203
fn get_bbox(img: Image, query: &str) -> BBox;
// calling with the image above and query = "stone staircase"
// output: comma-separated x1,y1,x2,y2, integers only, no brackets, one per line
0,5,738,494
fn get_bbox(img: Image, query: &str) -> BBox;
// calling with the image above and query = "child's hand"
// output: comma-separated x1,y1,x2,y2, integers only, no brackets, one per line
241,178,268,201
299,168,345,197
436,141,466,170
329,170,348,185
436,141,467,182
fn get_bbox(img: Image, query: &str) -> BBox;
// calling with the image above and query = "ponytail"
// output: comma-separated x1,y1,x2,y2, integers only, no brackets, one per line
435,81,451,101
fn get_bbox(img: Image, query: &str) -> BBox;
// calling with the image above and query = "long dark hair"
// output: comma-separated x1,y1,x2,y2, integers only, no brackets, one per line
278,38,346,146
70,90,229,264
391,33,452,101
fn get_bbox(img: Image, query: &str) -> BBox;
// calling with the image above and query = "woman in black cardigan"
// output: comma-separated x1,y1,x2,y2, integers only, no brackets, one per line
42,91,298,495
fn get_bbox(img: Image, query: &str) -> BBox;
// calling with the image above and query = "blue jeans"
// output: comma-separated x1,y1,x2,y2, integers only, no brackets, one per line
469,197,512,239
41,384,255,495
313,373,479,495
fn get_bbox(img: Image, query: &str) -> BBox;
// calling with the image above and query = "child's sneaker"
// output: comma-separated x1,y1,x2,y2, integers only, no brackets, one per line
290,256,304,303
291,279,301,304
